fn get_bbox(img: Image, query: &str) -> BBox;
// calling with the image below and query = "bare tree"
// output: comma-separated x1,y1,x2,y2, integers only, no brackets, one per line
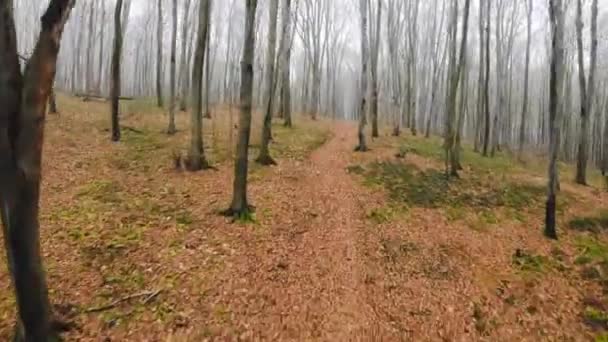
369,0,382,138
110,0,125,142
187,0,211,171
156,0,164,108
545,0,565,239
574,0,599,185
482,0,491,157
179,0,193,111
355,0,369,152
225,0,258,218
167,0,178,134
279,0,294,128
0,0,75,339
518,0,533,158
444,0,471,177
257,0,280,165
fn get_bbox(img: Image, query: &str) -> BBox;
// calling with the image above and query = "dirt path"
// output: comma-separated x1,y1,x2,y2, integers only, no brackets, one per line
197,122,389,340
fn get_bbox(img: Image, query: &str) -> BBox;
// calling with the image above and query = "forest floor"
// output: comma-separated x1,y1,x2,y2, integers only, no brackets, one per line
1,96,608,341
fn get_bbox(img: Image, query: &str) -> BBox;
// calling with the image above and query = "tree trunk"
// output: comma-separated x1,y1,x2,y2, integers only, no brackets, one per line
370,0,382,138
96,0,106,94
226,0,258,217
110,0,124,142
519,0,532,158
355,0,369,152
280,0,293,128
482,0,491,157
546,0,565,239
574,0,598,185
444,0,470,177
187,0,211,171
167,0,178,135
178,0,192,111
256,0,279,165
156,0,164,108
0,0,75,339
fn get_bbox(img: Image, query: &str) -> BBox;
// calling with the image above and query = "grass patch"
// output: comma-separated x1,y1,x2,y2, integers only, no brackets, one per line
512,249,552,273
366,206,403,224
76,180,122,203
569,210,608,233
584,306,608,329
357,161,545,213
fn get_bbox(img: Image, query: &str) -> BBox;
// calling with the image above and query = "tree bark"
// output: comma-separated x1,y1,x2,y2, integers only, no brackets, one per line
280,0,293,128
178,0,192,111
0,0,75,339
370,0,382,138
256,0,279,165
546,0,565,239
482,0,491,157
167,0,178,134
355,0,369,152
156,0,164,108
574,0,598,185
110,0,124,143
519,0,532,158
226,0,258,217
187,0,211,171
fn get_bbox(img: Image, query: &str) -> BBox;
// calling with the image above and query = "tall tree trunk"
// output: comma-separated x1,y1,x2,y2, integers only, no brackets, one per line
85,0,96,93
575,0,598,185
156,0,164,108
546,0,565,239
355,0,369,152
444,0,470,178
226,0,258,217
96,0,106,94
280,0,293,128
482,0,491,157
178,0,192,111
256,0,279,165
0,0,75,339
474,0,485,153
167,0,178,134
519,0,532,157
110,0,124,143
370,0,382,138
187,0,211,171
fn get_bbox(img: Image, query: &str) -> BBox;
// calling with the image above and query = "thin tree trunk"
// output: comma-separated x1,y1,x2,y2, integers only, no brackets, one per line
519,0,532,158
96,0,106,94
355,0,369,152
187,0,211,171
256,0,279,165
167,0,178,134
178,0,192,111
575,0,598,185
110,0,124,142
226,0,258,217
280,0,293,128
156,0,164,108
546,0,565,239
370,0,382,138
482,0,491,157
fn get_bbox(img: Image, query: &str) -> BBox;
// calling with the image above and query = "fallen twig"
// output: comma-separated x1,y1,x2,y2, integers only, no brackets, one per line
84,289,163,314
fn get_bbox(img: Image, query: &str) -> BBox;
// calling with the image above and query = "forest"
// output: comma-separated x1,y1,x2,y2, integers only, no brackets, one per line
2,0,608,340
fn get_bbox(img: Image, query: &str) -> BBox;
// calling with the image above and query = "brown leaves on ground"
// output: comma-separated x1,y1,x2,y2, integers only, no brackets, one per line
0,96,607,340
